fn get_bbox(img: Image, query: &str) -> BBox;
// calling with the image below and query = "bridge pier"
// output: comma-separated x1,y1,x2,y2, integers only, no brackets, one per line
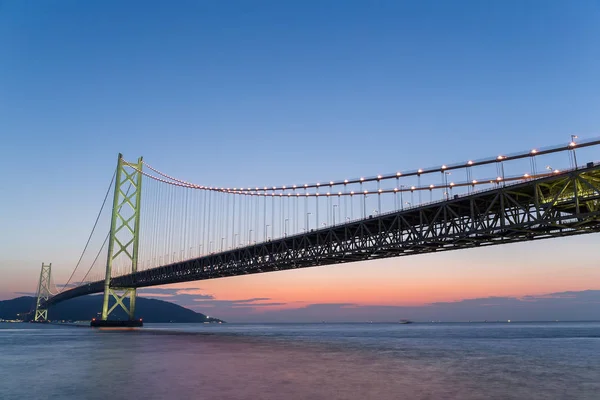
90,319,143,327
95,154,144,328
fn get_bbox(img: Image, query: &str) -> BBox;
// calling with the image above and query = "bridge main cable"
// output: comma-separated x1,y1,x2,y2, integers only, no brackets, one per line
59,169,117,292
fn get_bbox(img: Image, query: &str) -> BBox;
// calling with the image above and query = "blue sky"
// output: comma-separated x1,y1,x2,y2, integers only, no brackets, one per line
1,1,600,321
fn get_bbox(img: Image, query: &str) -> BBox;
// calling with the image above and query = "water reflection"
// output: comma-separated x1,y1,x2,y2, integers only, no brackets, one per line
1,323,599,400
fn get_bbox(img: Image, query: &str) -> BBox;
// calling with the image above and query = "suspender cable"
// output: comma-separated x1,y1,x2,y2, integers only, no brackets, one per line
314,189,318,229
184,186,189,259
225,193,230,250
255,194,259,244
237,192,242,247
231,194,236,249
263,193,267,242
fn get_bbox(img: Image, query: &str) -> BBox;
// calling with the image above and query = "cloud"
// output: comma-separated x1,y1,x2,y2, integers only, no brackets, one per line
13,291,36,297
138,288,212,297
55,282,82,290
10,285,600,323
138,288,216,310
138,286,292,317
124,287,600,323
192,290,600,323
193,299,287,308
521,290,600,303
189,296,289,313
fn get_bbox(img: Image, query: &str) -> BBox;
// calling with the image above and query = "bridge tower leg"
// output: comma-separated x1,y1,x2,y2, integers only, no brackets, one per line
94,154,143,328
34,263,52,322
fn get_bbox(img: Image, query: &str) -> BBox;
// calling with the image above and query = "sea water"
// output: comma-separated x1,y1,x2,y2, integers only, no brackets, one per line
1,322,599,399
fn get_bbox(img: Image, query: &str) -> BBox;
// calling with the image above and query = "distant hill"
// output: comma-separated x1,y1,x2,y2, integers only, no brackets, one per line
0,295,224,323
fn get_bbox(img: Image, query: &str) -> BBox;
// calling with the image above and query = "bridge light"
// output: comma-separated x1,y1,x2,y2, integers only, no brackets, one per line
417,169,423,174
272,186,276,190
377,175,382,180
350,191,355,195
338,192,342,195
306,193,310,196
497,155,505,160
329,181,334,185
569,135,579,147
304,184,308,188
396,172,402,176
282,186,286,189
360,177,365,181
326,192,330,196
364,190,368,194
296,193,300,196
378,189,383,193
316,183,321,186
467,160,473,165
554,169,560,173
411,186,416,190
293,185,297,188
497,177,502,181
441,165,447,170
344,179,349,183
316,193,320,196
287,193,291,196
450,182,455,186
394,188,398,192
472,180,477,184
429,184,434,189
530,149,537,155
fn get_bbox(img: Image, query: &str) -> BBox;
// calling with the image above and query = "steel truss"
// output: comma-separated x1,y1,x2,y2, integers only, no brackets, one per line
34,263,52,321
46,164,600,305
100,154,143,321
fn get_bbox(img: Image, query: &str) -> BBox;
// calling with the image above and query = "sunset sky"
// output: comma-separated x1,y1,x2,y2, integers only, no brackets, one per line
1,1,600,321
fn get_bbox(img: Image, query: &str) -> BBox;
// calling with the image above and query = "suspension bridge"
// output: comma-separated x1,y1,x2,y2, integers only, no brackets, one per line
33,137,600,326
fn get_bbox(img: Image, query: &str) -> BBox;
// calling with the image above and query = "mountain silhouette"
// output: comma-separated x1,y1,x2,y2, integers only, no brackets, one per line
0,295,224,323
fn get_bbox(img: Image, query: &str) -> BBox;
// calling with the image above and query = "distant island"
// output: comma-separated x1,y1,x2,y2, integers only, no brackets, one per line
0,295,224,323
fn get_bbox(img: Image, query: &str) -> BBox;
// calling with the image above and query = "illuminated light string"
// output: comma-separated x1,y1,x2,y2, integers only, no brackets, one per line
140,138,594,192
127,159,566,196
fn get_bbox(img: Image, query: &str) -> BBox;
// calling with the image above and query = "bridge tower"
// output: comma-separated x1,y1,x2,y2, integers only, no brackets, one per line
34,263,52,322
94,154,143,327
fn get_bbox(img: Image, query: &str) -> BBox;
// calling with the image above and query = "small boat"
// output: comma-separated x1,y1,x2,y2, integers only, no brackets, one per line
399,319,413,324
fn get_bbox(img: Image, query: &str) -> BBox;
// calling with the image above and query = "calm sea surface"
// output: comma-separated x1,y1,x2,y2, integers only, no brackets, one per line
1,322,599,399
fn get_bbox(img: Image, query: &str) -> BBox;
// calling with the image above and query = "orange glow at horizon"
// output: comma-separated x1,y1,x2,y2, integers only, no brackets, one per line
150,236,600,311
3,235,600,309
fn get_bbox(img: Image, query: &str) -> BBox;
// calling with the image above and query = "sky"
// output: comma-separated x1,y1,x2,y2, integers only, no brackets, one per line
1,1,600,322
